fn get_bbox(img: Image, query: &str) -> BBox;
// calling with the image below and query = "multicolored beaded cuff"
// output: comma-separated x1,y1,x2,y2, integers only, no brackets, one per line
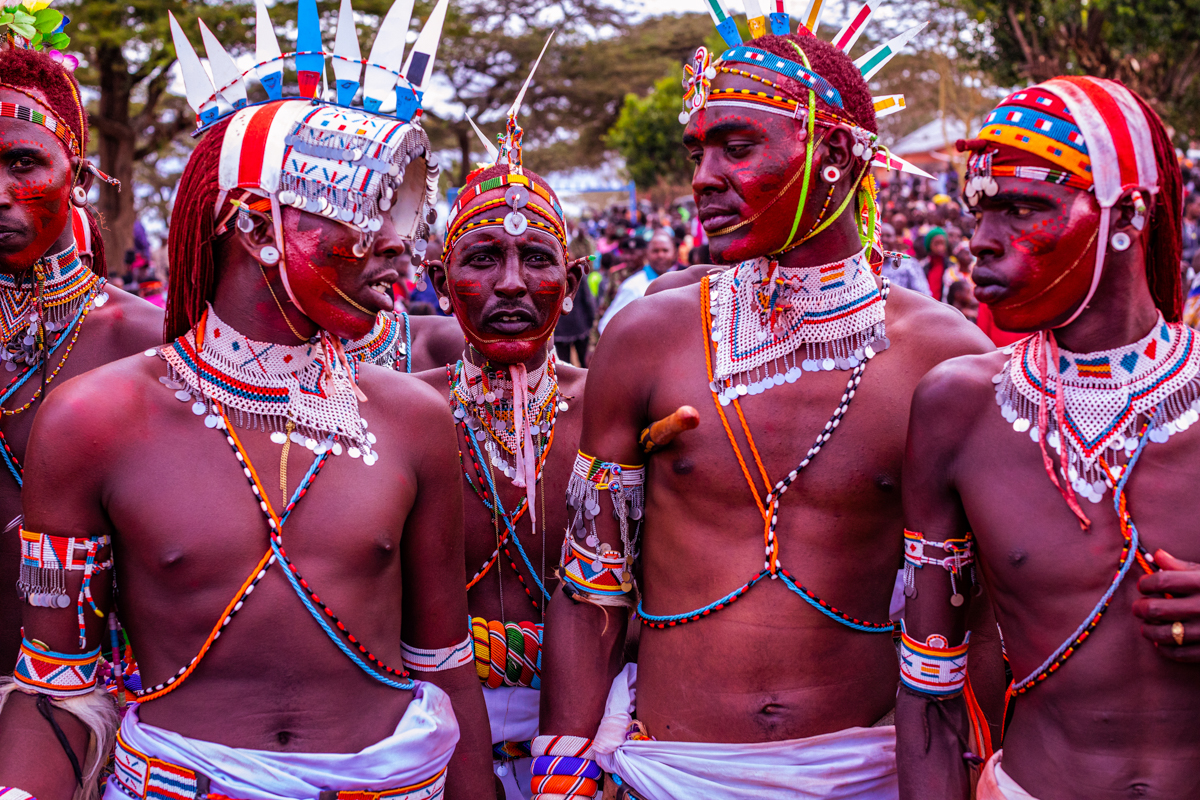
472,617,542,689
530,737,600,800
13,639,101,697
399,633,473,673
899,623,969,698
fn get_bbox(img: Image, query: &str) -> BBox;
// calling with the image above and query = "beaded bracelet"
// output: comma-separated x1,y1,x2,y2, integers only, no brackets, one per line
899,623,969,698
400,633,473,673
531,735,600,800
14,639,101,697
471,617,542,689
903,529,975,607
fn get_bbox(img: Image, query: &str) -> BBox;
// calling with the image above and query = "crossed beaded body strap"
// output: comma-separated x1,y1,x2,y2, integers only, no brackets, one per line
635,275,894,633
135,403,413,702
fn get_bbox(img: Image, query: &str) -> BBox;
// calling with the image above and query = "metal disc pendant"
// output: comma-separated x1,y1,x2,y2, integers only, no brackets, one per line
903,584,916,598
191,401,207,416
950,593,965,607
504,185,529,210
504,211,528,236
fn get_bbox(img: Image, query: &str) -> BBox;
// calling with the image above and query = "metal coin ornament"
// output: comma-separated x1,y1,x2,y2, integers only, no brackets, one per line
504,211,529,236
504,185,529,210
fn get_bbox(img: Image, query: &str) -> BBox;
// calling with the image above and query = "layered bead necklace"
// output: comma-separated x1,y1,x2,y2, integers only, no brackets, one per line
449,352,567,615
158,304,378,468
707,247,887,404
994,315,1200,504
0,244,107,485
345,310,412,372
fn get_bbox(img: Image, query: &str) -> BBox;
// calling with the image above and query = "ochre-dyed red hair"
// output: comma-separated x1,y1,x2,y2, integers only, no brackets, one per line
0,47,107,277
1134,92,1183,321
166,118,232,341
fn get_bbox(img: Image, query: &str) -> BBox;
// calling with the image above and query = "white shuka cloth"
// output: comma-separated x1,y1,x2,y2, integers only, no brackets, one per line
977,750,1042,800
594,664,898,800
485,685,539,800
105,681,458,800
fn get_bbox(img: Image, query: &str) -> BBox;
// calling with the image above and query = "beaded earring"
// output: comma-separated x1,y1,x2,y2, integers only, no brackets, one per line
822,165,841,183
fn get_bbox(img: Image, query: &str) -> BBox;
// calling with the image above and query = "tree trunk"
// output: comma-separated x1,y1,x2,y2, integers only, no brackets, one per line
95,42,137,278
458,126,471,186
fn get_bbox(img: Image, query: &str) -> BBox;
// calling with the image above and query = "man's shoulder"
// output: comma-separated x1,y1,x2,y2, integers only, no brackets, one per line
358,361,453,420
885,283,995,363
910,347,1012,434
88,285,165,351
599,276,701,346
645,263,723,297
34,348,167,440
555,362,587,396
406,312,464,370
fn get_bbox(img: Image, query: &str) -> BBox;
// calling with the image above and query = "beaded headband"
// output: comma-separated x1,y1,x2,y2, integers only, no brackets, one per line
0,100,78,157
680,0,930,179
448,172,564,230
445,213,568,256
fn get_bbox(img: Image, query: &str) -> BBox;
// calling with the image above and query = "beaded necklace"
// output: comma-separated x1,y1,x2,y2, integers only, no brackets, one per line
994,317,1200,504
635,275,894,632
345,310,413,373
450,356,564,614
0,245,107,486
707,247,887,404
160,305,378,465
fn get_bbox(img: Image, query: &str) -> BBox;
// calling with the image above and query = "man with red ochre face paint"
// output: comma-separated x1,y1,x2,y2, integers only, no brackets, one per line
536,22,994,800
0,91,495,800
0,46,163,677
415,148,587,798
897,77,1200,800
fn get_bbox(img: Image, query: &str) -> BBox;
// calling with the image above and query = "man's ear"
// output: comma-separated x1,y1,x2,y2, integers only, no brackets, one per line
564,252,587,299
819,127,856,177
1110,189,1154,250
70,157,95,206
428,258,449,301
235,207,278,255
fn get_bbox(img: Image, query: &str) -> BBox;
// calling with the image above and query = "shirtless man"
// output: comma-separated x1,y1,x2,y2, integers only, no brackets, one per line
537,25,991,799
0,91,492,800
415,158,586,799
0,46,163,673
897,78,1200,799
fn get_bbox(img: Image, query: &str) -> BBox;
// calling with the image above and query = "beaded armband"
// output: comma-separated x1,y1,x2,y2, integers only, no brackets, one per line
561,453,645,607
399,633,473,673
903,529,975,607
18,529,113,647
531,736,600,800
13,639,101,697
899,622,969,698
472,618,542,689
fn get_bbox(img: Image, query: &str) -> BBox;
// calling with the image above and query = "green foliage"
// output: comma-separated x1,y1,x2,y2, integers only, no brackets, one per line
0,3,68,50
605,69,693,192
956,0,1200,136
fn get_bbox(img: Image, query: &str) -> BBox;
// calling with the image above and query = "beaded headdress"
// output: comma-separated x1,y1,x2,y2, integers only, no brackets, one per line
681,1,931,259
169,0,446,246
959,77,1178,327
445,32,567,265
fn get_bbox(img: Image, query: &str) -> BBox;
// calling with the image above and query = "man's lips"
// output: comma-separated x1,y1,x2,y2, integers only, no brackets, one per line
972,272,1009,305
697,206,741,233
360,267,399,312
483,308,538,335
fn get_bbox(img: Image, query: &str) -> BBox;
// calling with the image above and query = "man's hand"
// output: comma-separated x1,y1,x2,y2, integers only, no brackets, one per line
1134,549,1200,662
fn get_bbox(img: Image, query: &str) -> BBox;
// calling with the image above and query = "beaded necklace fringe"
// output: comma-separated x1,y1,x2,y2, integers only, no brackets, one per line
707,248,888,405
0,247,107,486
634,275,894,633
450,360,557,611
994,319,1200,505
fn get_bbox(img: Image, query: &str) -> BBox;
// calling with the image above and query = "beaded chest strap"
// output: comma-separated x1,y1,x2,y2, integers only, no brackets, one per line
707,248,887,404
634,274,894,633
